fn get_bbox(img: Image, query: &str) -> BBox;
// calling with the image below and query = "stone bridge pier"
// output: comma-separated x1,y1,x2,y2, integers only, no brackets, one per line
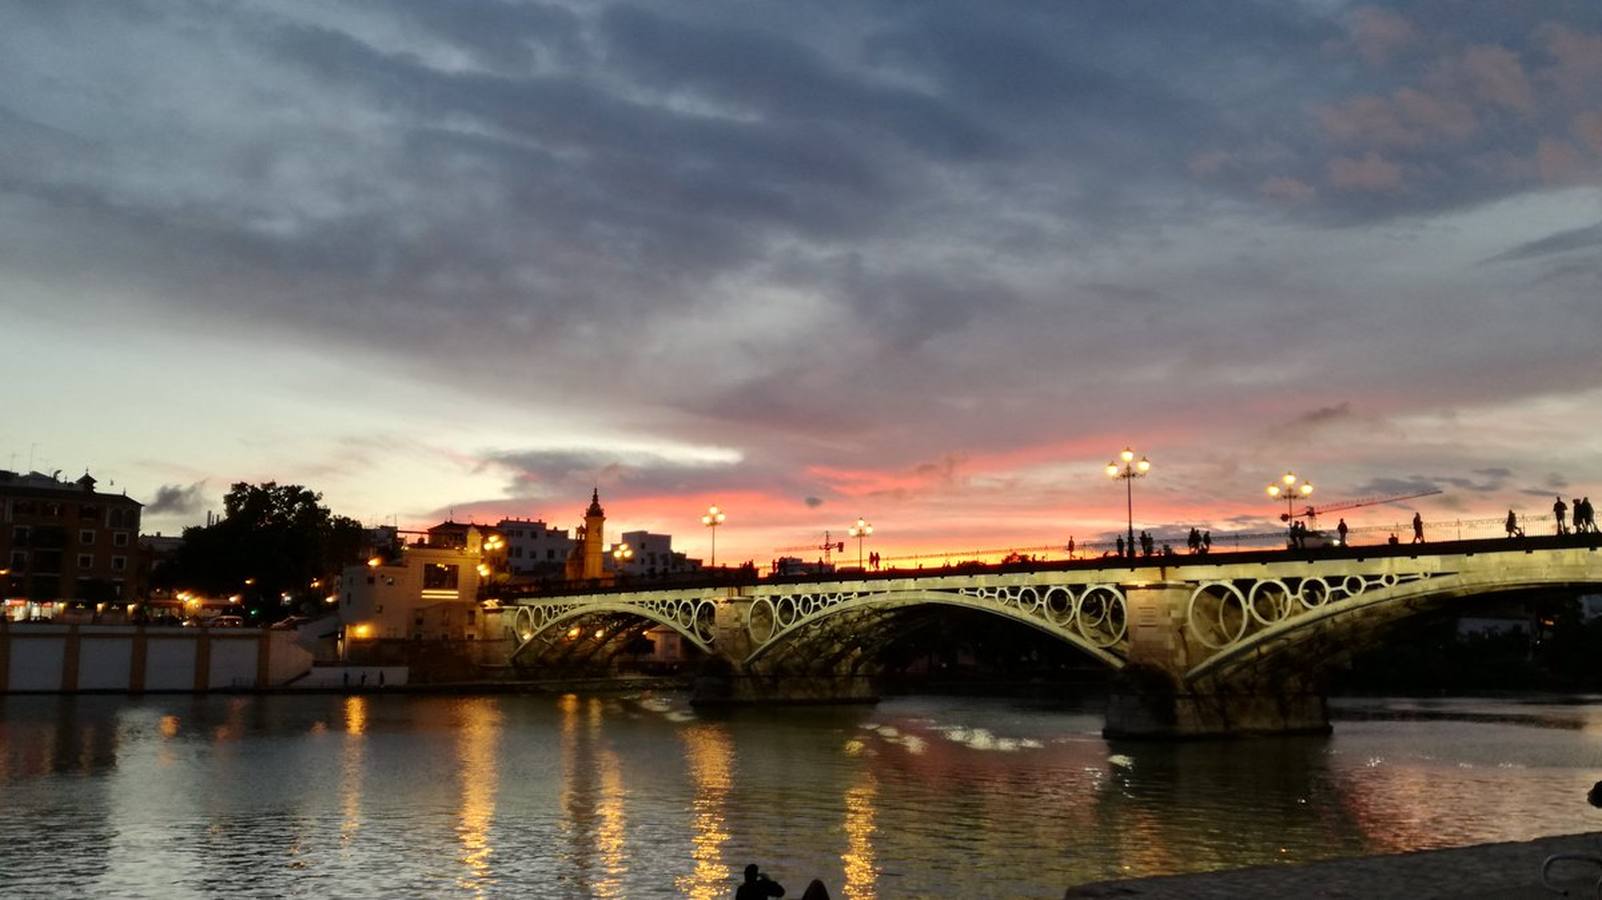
1104,582,1330,739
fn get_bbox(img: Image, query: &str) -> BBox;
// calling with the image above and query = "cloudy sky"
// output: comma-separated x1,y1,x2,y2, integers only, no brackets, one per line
4,0,1600,560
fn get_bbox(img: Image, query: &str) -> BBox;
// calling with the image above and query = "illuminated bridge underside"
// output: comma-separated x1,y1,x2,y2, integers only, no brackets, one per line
509,590,718,665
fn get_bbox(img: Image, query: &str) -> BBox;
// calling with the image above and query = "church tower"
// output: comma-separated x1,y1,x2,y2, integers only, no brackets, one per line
564,488,612,582
583,488,606,580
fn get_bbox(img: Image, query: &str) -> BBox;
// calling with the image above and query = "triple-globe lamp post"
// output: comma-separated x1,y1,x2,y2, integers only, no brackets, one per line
1105,448,1152,557
701,505,726,568
848,517,873,569
1266,472,1313,522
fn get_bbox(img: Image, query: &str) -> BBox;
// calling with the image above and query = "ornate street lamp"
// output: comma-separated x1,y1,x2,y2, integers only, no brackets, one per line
611,541,633,575
701,505,726,568
848,517,874,569
1266,472,1314,522
1105,448,1152,558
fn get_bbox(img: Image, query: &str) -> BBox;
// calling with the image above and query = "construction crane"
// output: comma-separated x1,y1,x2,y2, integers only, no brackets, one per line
772,531,846,563
1285,488,1443,524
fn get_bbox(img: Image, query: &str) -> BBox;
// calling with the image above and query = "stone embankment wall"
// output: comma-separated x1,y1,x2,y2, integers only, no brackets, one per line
0,623,312,692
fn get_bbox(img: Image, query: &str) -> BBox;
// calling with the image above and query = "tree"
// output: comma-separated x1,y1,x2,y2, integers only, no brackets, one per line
170,482,366,621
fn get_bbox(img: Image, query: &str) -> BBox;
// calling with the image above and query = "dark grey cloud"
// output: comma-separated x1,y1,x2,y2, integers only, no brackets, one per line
145,482,206,515
2,0,1601,499
1487,221,1602,263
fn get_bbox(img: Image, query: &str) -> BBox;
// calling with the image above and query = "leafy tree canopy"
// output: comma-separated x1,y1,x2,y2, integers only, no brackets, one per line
171,482,366,620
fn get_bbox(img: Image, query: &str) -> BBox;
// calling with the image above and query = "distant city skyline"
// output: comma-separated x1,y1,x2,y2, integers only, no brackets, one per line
5,1,1600,559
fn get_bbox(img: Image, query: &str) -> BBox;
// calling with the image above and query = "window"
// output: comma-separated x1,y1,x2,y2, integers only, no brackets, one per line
79,530,95,545
375,604,383,613
12,525,32,547
44,503,61,518
111,556,127,572
366,575,375,585
8,551,24,570
14,500,34,515
77,554,94,569
79,504,98,520
423,563,459,590
113,532,129,548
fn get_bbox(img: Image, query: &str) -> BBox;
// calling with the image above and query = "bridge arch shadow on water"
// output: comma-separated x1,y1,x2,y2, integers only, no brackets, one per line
500,536,1602,735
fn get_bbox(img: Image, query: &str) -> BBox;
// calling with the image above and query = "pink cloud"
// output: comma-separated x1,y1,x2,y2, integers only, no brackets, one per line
1573,110,1602,156
1535,138,1590,184
1458,44,1535,114
1188,149,1232,177
1259,176,1316,204
1328,153,1404,192
1348,7,1417,67
1318,89,1476,148
1539,24,1602,97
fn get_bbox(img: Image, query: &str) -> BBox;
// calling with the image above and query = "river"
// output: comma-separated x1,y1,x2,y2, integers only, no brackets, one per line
1,692,1599,898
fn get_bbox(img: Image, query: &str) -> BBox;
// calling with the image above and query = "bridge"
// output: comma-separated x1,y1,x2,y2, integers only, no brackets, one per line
499,535,1602,738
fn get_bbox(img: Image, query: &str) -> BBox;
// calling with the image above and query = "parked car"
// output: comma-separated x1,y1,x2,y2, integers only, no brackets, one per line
210,615,245,628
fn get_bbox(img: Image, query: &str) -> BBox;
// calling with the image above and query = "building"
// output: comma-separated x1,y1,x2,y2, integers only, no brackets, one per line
613,530,700,578
2,470,146,618
496,517,574,577
339,524,494,644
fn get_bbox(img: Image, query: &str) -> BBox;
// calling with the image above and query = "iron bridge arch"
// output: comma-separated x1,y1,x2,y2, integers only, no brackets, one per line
742,583,1130,669
508,593,719,661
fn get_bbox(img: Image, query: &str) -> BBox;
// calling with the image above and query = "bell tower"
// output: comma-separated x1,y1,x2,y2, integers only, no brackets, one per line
582,487,606,580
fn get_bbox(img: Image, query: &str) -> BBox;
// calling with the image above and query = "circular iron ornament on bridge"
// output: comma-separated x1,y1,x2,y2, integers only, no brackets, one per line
1299,576,1331,609
1045,587,1075,628
692,599,718,644
512,605,537,642
1343,575,1367,598
1074,585,1128,648
747,596,778,645
1186,582,1250,650
1247,579,1296,626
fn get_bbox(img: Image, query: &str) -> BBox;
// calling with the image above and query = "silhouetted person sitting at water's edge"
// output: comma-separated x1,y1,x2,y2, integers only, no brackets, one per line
737,864,785,899
801,879,831,900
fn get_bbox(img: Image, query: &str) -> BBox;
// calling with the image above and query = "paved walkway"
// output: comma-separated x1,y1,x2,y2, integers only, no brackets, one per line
1067,832,1602,899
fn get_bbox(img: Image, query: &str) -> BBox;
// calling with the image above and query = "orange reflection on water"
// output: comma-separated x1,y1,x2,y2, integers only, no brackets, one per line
159,715,180,738
592,748,629,898
455,698,501,895
842,772,878,900
675,724,734,900
340,696,367,851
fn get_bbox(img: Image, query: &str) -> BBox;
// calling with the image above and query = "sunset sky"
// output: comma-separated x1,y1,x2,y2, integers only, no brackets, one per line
5,1,1601,562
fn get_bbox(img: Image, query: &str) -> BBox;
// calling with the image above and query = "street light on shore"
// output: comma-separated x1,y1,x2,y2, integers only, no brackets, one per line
1266,472,1314,522
848,517,874,569
1105,448,1152,557
701,505,726,568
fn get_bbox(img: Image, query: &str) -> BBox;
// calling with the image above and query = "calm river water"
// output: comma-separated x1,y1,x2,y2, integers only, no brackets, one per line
1,692,1600,898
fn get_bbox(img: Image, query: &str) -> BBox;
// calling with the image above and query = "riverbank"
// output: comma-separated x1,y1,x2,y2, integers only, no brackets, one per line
1066,831,1602,898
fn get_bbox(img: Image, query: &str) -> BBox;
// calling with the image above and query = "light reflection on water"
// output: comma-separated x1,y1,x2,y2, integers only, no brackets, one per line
0,693,1599,898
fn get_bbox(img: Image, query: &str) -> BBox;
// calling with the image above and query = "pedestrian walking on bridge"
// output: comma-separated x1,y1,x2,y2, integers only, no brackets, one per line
1337,518,1349,546
1411,512,1425,544
1555,496,1569,535
1506,510,1524,539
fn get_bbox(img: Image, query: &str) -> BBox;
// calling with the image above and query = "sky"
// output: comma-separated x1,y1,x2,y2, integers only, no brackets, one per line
3,0,1601,562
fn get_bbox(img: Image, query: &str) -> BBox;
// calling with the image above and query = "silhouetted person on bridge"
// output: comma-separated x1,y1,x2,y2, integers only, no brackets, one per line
1067,536,1076,559
1506,510,1524,539
1388,532,1399,545
1201,530,1212,554
1139,531,1154,557
737,864,785,899
1337,519,1349,546
1116,535,1125,558
1555,496,1569,535
1411,512,1425,544
1578,497,1595,533
1187,528,1200,554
